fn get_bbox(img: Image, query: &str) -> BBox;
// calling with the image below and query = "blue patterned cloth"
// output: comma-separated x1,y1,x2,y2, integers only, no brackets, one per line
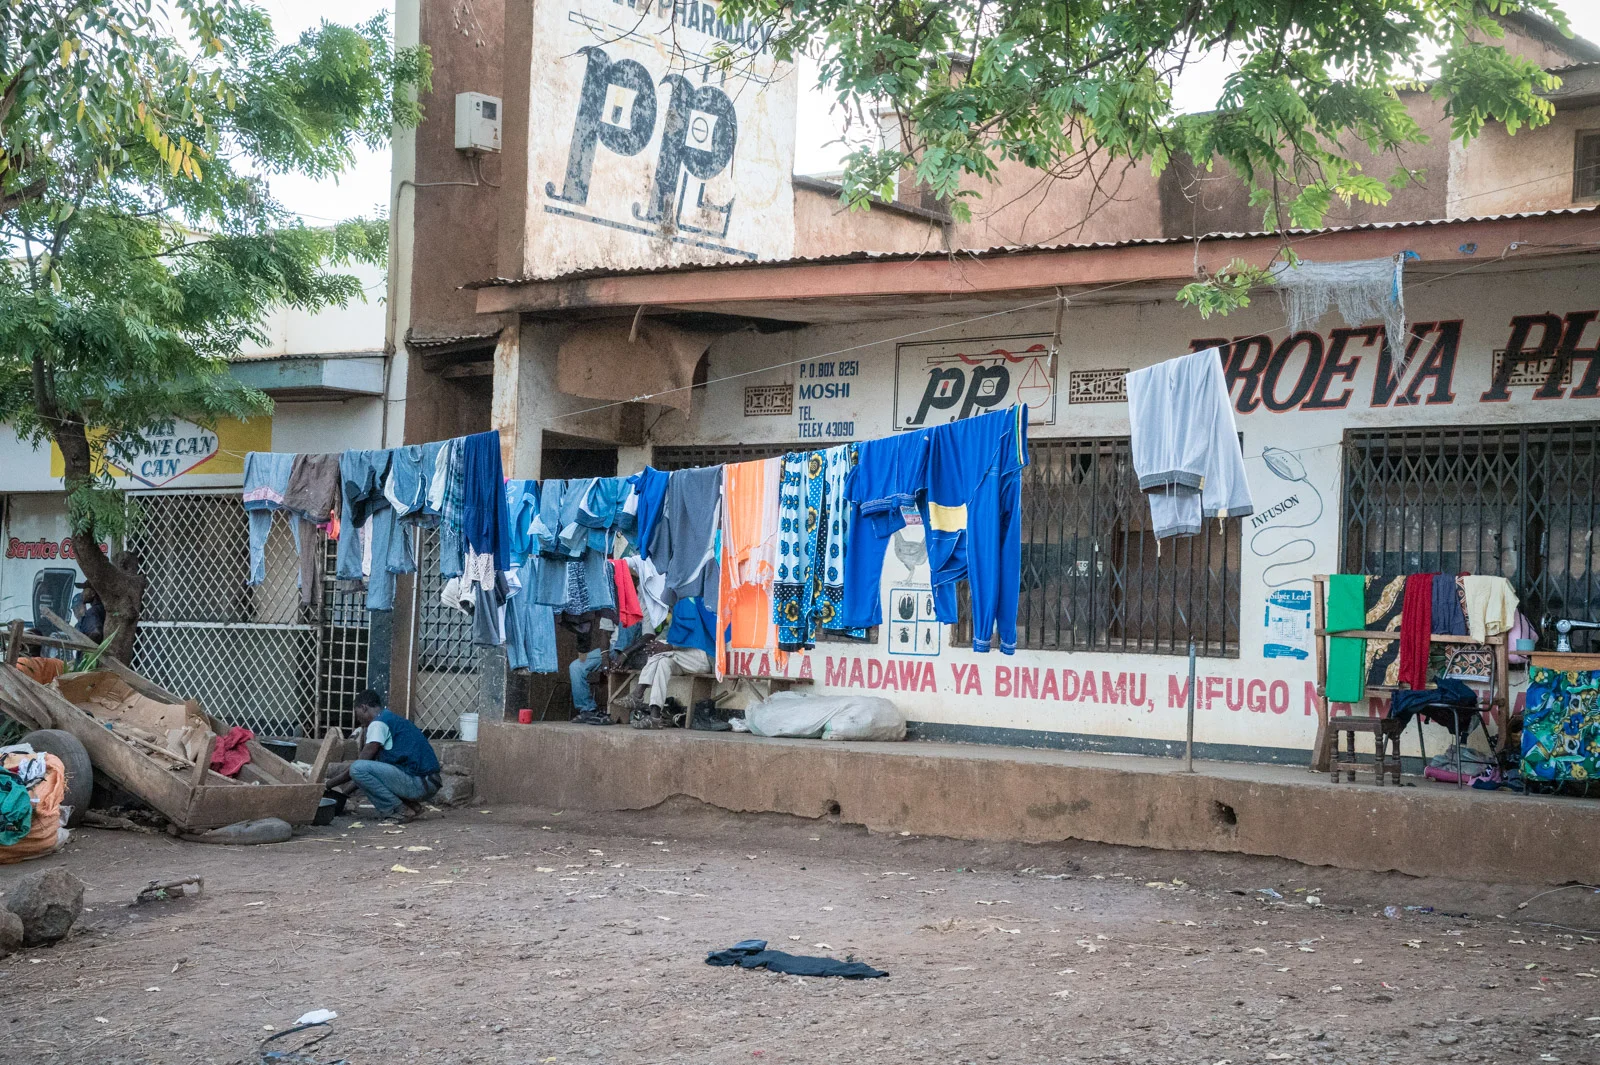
1523,666,1600,785
772,445,863,650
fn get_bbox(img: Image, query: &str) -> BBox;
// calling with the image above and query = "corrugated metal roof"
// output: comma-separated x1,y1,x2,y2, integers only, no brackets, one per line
469,205,1600,289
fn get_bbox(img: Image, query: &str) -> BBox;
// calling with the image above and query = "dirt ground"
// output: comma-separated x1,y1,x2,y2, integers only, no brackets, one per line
1,799,1597,1065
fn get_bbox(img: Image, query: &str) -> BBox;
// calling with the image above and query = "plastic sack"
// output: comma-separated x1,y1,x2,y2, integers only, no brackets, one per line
744,692,906,741
0,753,67,864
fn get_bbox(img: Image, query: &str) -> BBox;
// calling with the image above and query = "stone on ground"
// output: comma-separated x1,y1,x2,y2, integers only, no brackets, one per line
4,867,85,946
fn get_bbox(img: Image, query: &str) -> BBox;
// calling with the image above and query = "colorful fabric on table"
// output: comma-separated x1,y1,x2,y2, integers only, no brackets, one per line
1431,570,1467,636
1522,666,1600,785
1325,574,1368,704
1397,573,1435,690
1463,575,1519,643
1362,575,1406,690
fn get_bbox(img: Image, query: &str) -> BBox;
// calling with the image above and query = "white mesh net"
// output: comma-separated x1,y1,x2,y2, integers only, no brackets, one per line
1272,256,1407,371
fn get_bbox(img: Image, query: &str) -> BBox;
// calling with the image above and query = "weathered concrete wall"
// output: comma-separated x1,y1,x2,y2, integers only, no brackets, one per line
794,186,948,257
478,723,1598,884
1450,102,1600,218
952,158,1165,248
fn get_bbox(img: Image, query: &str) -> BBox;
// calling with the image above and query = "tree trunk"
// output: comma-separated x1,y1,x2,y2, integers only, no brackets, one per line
54,420,147,663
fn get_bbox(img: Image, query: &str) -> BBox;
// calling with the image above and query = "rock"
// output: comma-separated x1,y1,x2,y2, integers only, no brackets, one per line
0,908,23,956
4,867,85,946
434,770,474,807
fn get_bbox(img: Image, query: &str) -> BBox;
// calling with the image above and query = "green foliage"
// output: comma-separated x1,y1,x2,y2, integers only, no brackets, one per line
0,3,429,541
718,0,1569,311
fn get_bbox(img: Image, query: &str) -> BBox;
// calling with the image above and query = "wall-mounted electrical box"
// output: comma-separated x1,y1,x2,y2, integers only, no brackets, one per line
454,92,502,153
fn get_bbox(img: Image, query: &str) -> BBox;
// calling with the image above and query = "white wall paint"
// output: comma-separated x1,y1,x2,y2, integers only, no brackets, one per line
517,0,798,278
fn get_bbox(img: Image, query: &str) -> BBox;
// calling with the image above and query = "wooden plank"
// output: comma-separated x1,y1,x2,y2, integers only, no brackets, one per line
1310,576,1330,774
0,667,55,731
1313,629,1488,644
1529,651,1600,670
6,619,23,666
309,728,340,783
190,736,215,789
40,608,97,650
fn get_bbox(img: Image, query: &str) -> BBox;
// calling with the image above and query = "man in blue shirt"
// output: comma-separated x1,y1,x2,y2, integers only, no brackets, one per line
326,690,442,823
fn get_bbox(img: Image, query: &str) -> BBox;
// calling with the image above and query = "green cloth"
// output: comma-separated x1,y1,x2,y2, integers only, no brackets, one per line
0,770,33,847
1325,574,1368,704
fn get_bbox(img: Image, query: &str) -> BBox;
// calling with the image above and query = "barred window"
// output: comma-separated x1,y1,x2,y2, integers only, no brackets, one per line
1577,130,1600,201
1343,423,1600,649
957,437,1242,657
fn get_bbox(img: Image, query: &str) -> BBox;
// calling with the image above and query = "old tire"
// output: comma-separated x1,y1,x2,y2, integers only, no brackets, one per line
20,729,92,828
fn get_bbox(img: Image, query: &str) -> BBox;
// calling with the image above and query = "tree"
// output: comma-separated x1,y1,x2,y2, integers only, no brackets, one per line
0,3,430,660
718,0,1569,309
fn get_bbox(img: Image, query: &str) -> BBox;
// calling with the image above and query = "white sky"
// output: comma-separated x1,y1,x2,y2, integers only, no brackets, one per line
260,0,1600,224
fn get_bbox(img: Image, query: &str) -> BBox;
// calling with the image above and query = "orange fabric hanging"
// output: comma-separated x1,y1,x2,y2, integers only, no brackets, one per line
716,458,780,678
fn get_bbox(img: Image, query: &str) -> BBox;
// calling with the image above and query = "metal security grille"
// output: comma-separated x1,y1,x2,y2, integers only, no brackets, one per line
653,443,800,469
127,491,367,737
409,526,476,734
972,437,1241,656
1343,423,1600,648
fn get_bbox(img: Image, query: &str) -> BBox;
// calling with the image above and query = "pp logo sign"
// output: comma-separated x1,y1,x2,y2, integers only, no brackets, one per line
893,335,1057,430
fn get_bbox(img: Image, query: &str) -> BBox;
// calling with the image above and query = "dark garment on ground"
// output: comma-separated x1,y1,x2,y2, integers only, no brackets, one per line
705,939,888,979
1388,678,1478,736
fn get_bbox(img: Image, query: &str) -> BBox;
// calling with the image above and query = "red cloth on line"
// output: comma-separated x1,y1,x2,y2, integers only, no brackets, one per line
611,559,643,629
1397,573,1435,691
209,726,255,778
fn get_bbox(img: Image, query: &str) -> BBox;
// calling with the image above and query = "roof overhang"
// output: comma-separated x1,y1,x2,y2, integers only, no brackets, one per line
229,353,386,400
475,209,1600,326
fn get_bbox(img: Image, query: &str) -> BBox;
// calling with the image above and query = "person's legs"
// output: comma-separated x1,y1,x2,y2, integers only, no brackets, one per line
639,649,712,708
569,648,604,713
349,760,429,817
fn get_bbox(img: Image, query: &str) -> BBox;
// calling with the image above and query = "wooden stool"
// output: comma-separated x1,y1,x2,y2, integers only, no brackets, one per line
1327,716,1403,785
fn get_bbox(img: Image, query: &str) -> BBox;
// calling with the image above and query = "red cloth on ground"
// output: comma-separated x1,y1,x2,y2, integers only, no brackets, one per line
209,726,255,777
1397,573,1435,691
611,559,643,629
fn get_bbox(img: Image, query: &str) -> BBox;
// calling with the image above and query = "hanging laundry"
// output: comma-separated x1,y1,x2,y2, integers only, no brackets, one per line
650,465,723,605
1431,572,1467,636
1397,573,1435,690
283,451,341,605
716,457,780,677
1362,575,1406,690
612,559,644,629
841,428,933,629
773,451,815,650
461,430,510,574
628,466,670,560
1125,348,1253,540
335,449,413,611
504,561,557,672
242,452,296,587
925,406,1028,653
1324,573,1368,703
1462,575,1519,643
633,555,671,630
431,436,466,579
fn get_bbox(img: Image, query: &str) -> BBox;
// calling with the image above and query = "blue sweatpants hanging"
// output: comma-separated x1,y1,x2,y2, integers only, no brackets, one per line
840,428,932,629
925,405,1028,653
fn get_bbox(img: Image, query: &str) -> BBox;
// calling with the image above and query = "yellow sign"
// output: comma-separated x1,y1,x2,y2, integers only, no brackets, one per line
50,416,271,487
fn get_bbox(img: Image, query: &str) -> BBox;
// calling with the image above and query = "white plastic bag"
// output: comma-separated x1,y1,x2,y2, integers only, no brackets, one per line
744,691,906,741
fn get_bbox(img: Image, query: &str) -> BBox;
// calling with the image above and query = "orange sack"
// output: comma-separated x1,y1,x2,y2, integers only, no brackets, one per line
0,752,67,864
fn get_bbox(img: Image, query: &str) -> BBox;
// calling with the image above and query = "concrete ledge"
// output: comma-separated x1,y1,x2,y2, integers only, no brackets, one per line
479,722,1599,884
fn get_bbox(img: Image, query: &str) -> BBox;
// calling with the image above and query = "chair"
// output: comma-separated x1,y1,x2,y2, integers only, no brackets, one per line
1327,714,1405,785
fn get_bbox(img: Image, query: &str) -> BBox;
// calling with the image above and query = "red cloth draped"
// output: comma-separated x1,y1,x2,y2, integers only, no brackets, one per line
1397,573,1435,691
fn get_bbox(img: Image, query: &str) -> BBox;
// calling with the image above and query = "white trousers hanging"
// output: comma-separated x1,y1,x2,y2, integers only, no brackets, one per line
1126,347,1254,539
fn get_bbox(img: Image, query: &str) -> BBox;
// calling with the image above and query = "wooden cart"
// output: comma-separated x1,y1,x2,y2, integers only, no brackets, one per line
0,622,338,831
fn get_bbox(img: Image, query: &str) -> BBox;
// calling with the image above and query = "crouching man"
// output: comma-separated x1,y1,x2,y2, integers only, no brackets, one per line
326,689,441,823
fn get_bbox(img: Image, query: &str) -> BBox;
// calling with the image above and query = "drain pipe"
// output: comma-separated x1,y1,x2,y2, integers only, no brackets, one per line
1185,638,1196,772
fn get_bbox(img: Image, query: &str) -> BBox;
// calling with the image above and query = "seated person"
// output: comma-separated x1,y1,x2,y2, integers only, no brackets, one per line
632,598,716,727
326,690,441,822
570,619,643,725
